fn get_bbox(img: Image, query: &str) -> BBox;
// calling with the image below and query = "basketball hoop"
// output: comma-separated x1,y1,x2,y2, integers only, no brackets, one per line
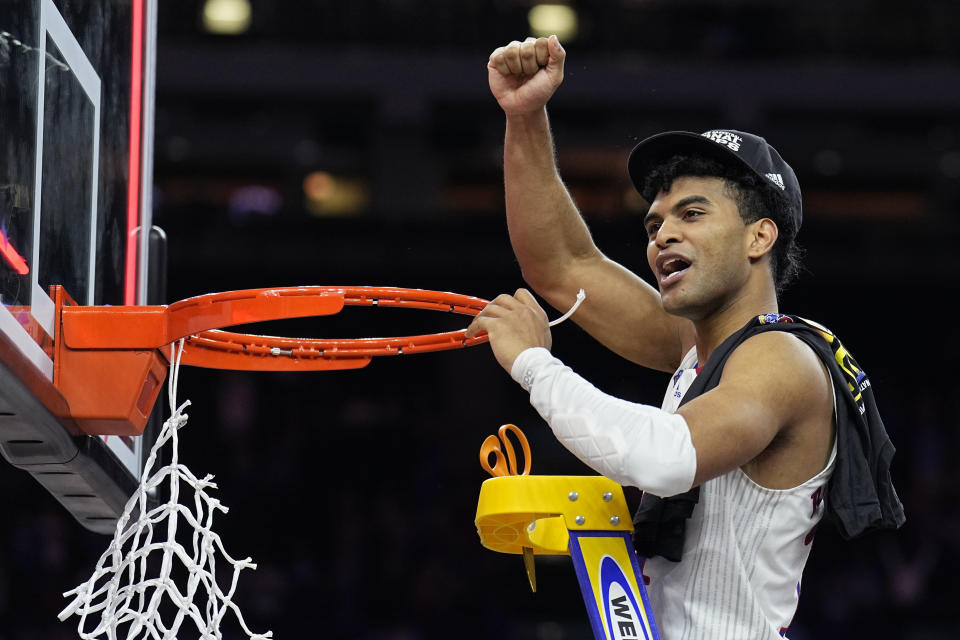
55,286,493,639
52,286,491,436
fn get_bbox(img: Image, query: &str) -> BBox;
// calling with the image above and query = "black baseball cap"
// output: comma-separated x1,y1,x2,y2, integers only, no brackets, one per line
627,129,802,230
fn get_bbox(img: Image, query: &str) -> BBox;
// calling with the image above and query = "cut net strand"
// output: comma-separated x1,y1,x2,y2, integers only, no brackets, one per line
548,288,586,327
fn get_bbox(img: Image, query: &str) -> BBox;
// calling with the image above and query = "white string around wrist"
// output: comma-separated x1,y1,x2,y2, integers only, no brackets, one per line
548,288,586,327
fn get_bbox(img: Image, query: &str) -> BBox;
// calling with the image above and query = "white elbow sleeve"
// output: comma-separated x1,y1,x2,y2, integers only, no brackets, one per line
511,347,697,497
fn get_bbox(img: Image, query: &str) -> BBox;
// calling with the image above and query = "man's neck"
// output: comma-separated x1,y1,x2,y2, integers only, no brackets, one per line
691,284,779,366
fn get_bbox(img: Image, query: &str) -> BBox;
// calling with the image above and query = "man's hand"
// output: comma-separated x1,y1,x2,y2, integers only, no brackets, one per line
488,35,565,117
466,288,553,373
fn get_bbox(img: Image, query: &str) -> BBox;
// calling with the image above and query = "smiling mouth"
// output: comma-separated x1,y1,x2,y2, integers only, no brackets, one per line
659,257,691,286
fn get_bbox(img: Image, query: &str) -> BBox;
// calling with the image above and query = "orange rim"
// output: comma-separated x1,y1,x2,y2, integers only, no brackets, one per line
60,286,491,371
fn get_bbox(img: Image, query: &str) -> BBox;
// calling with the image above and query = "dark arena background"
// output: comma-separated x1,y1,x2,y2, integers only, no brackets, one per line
2,1,959,638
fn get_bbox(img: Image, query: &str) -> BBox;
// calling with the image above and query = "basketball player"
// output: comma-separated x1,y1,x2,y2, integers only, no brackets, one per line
465,36,902,638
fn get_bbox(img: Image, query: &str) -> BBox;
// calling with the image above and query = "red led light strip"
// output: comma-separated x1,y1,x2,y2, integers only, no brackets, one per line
0,229,29,275
124,0,144,305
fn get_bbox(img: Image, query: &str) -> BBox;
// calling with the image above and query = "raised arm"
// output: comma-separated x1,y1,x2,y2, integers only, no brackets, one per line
488,36,690,372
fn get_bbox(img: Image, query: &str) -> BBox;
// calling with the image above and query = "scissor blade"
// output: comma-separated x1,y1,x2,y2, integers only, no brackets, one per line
522,546,537,593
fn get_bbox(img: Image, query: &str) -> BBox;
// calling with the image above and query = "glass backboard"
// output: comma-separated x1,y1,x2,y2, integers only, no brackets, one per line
0,0,158,533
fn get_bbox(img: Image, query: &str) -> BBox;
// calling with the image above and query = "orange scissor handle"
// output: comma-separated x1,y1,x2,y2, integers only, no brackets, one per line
479,424,531,477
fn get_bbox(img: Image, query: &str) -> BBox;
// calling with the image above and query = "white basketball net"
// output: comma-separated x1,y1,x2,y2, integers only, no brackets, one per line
58,341,271,640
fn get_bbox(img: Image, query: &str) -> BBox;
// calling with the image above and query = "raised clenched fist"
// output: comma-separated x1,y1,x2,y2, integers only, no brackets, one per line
487,35,566,117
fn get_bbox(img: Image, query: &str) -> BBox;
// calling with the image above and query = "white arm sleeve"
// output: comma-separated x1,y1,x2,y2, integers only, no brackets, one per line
511,347,697,497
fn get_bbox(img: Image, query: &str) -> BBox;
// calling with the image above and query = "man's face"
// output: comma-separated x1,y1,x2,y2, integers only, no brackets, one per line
644,176,755,320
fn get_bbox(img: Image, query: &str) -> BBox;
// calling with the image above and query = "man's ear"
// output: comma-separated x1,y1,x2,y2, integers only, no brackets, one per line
747,218,779,260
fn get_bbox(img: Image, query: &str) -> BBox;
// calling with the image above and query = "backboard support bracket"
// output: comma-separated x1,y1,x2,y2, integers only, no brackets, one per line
1,330,139,534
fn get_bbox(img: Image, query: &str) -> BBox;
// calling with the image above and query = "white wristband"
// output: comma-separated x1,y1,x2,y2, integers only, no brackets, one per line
511,347,697,497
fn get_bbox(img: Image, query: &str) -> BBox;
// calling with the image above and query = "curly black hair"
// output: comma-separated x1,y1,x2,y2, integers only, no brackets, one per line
640,154,803,293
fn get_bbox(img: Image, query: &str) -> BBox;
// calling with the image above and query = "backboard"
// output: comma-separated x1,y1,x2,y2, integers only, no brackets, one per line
0,0,159,533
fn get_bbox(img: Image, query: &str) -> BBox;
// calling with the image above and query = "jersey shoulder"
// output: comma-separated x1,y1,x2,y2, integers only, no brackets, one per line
721,330,832,409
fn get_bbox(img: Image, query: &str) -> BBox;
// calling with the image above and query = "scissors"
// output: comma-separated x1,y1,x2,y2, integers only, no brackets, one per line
479,424,531,477
479,423,537,590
